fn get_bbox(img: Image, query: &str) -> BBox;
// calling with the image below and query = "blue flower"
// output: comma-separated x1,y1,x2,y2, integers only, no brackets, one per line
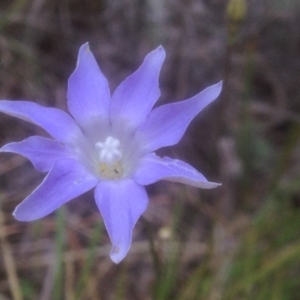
0,43,222,263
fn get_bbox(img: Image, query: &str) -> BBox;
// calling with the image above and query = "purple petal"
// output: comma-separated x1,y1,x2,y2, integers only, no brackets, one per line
133,153,221,189
110,46,166,129
67,43,111,131
136,81,222,153
0,100,82,144
13,158,98,221
0,136,75,172
94,179,148,264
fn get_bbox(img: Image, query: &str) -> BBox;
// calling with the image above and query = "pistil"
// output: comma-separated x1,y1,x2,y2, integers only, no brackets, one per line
95,136,123,179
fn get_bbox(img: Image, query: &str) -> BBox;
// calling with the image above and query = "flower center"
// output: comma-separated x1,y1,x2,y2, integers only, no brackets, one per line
95,136,123,179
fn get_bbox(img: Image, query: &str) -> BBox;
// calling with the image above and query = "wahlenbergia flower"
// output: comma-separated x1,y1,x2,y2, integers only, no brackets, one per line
0,43,222,263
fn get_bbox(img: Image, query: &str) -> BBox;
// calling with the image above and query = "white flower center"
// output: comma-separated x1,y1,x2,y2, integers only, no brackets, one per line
95,136,123,179
96,136,122,164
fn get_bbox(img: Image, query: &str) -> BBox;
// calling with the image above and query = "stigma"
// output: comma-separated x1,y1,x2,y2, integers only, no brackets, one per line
95,136,123,179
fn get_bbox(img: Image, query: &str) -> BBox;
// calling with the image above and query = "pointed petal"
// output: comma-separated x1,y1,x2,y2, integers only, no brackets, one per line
67,43,111,130
136,81,222,153
0,100,82,144
13,158,98,221
94,179,148,264
110,46,166,129
0,136,75,172
133,153,221,189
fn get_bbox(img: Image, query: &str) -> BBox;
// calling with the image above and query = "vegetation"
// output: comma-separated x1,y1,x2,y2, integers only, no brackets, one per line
1,0,300,299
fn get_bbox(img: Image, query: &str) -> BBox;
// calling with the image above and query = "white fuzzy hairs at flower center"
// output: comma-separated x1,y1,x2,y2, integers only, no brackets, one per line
95,136,123,179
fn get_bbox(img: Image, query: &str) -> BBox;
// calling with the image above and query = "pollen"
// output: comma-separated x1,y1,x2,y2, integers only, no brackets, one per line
99,161,123,180
96,136,124,179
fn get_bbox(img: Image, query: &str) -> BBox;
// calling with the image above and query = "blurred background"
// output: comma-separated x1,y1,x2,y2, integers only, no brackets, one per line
0,0,300,299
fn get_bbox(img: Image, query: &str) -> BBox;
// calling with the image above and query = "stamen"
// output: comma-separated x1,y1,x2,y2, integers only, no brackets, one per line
99,161,123,180
95,136,123,179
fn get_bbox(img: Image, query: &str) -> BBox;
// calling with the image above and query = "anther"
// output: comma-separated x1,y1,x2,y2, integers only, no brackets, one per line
95,136,123,179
